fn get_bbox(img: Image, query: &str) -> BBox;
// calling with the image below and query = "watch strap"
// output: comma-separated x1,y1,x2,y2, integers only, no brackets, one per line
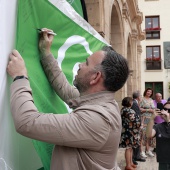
13,76,28,82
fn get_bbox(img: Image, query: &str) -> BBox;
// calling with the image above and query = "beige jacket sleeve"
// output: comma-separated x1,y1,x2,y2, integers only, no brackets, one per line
41,54,79,104
10,80,109,150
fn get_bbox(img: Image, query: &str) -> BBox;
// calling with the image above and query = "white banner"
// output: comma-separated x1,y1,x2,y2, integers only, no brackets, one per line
0,0,42,169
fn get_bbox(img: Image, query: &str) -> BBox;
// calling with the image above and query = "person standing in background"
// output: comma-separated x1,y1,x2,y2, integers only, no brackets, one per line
120,97,140,170
147,101,170,170
131,91,146,164
152,93,167,153
140,88,155,158
153,93,167,124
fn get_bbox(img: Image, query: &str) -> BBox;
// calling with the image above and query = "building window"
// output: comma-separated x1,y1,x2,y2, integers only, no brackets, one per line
145,82,163,99
145,16,161,39
146,46,161,70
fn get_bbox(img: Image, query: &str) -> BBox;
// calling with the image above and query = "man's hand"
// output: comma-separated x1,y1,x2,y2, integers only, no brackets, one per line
7,50,27,79
160,110,170,123
150,109,160,120
146,109,159,138
39,28,54,57
149,109,155,113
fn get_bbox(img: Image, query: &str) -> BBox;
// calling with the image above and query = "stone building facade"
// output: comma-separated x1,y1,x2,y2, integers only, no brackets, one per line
138,0,170,100
84,0,145,105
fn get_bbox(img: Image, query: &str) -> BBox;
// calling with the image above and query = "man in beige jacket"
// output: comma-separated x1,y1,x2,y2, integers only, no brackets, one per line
7,29,129,170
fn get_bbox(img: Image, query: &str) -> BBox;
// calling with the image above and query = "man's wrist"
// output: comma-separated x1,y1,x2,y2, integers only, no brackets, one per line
13,75,29,82
40,50,51,58
150,117,155,122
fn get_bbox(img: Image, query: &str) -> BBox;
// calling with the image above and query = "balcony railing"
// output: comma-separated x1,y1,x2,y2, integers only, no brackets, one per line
144,27,161,31
144,27,161,39
145,59,162,70
146,57,161,61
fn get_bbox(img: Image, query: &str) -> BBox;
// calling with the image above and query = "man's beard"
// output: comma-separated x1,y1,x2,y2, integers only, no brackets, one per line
73,76,90,94
73,69,97,94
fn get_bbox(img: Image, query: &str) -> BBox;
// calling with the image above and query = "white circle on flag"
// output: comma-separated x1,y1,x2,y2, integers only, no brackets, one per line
57,35,93,113
57,35,93,77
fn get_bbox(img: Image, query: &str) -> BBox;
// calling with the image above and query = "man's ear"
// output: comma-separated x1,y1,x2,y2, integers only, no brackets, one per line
90,71,102,85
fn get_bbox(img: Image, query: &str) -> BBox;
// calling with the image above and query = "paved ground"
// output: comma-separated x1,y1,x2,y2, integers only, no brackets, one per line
117,148,158,170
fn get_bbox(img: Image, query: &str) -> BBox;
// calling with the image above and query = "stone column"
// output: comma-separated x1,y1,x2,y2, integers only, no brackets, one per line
137,44,142,91
131,29,139,92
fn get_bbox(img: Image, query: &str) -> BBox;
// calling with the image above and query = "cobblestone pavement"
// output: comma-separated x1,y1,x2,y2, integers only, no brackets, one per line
117,148,158,170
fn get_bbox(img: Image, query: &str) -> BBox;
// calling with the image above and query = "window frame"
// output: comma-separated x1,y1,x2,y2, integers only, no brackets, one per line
145,16,160,39
146,46,161,61
145,46,161,70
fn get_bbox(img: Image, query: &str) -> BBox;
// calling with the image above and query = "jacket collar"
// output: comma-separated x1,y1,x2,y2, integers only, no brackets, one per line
68,91,115,109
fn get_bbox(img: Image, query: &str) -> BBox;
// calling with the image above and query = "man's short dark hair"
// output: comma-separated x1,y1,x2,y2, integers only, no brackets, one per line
132,91,140,99
100,46,129,92
122,97,133,107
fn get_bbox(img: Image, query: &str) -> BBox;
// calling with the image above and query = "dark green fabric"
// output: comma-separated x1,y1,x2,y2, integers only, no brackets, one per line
37,167,44,170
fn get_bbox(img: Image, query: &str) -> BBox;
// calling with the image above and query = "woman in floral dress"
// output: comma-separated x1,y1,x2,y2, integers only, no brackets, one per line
120,97,141,170
140,88,155,158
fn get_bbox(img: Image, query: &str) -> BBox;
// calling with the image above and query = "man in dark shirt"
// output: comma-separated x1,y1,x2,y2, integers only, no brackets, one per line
147,101,170,170
131,91,146,164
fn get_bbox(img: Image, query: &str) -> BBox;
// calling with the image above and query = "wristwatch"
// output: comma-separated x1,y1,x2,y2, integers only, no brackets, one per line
13,75,28,82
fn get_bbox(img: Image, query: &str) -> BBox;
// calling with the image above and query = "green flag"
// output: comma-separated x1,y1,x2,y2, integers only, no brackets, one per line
16,0,108,169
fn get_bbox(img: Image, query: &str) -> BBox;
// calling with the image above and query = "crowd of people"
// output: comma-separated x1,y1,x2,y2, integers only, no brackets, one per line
6,28,170,170
120,90,170,170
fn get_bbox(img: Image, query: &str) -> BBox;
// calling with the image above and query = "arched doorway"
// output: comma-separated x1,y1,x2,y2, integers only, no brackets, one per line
110,2,125,106
110,2,123,54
